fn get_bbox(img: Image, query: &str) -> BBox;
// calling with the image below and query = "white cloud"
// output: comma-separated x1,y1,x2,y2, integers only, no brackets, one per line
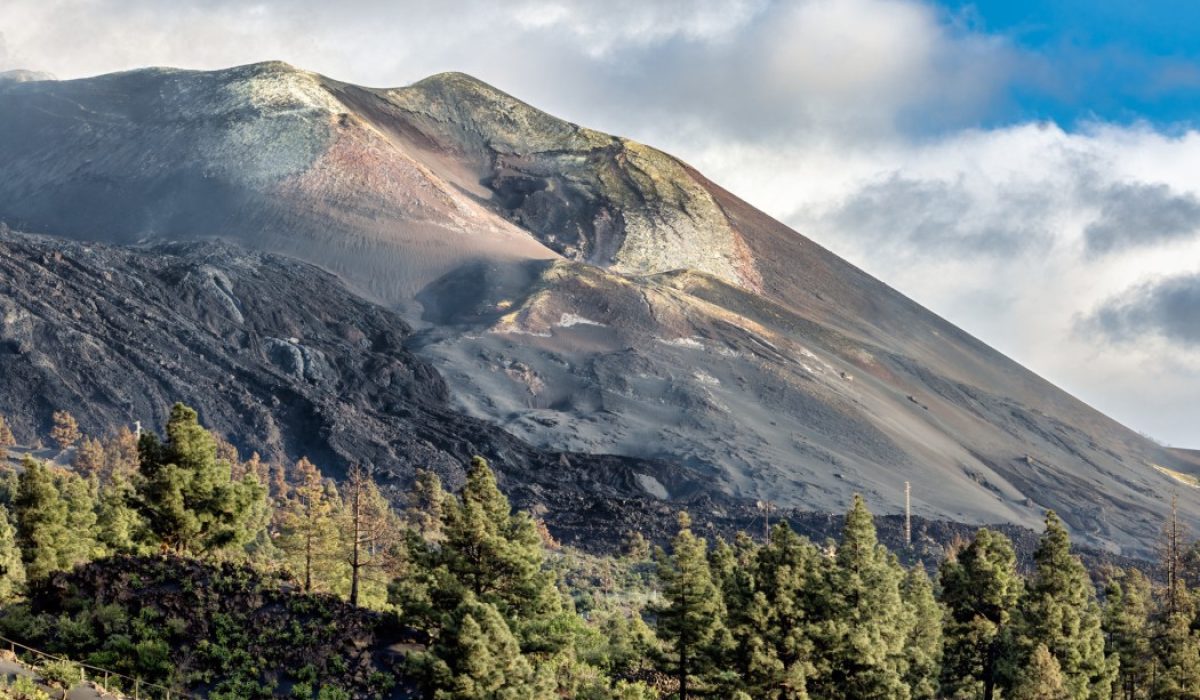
509,0,767,54
674,121,1200,444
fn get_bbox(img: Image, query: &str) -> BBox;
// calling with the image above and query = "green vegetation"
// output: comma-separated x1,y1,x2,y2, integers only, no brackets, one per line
0,402,1197,698
135,404,267,556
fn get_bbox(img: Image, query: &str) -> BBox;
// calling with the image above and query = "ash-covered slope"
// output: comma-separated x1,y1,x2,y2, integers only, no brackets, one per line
0,62,1191,556
0,229,712,532
0,63,555,309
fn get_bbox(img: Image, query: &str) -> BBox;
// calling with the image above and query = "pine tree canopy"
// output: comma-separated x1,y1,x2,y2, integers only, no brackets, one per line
135,403,266,556
1012,512,1113,700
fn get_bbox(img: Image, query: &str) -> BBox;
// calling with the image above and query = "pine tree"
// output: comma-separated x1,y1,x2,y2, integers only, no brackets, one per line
1151,609,1200,698
622,530,650,562
57,471,102,561
420,595,552,700
49,411,80,451
0,470,17,509
653,512,727,700
451,460,555,620
1010,512,1113,700
341,464,401,608
1103,568,1152,700
243,451,269,489
13,456,72,580
213,433,241,468
96,472,148,554
939,528,1023,700
394,457,586,697
1161,494,1190,617
435,458,569,650
135,403,267,556
271,461,289,502
1011,644,1070,700
277,457,337,592
101,427,140,482
902,567,944,699
705,537,743,694
0,414,15,451
738,523,822,700
405,469,447,544
810,495,911,700
0,506,26,601
591,607,659,683
71,437,105,479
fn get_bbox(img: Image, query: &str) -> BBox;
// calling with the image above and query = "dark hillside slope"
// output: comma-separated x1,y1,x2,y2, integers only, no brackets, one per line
0,229,709,532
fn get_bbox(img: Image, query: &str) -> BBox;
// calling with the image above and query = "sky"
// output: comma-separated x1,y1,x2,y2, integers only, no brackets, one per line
2,0,1200,445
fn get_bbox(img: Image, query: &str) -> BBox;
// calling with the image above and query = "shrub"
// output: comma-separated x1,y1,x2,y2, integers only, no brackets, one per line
38,658,80,695
3,674,51,700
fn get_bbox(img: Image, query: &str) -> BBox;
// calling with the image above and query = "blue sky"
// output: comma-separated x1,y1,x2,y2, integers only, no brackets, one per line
940,0,1200,128
3,0,1200,445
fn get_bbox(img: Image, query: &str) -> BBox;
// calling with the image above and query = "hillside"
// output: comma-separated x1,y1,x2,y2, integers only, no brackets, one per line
0,229,719,549
0,62,1191,556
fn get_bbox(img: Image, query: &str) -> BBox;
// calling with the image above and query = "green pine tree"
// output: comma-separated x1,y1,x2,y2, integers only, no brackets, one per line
939,528,1023,700
902,567,944,699
0,506,26,601
135,403,267,556
437,457,569,651
405,468,448,544
740,523,822,700
810,494,911,700
1011,644,1070,700
421,595,552,700
1010,512,1114,700
1151,610,1200,699
96,472,149,554
57,471,102,561
704,536,743,693
394,457,586,699
13,456,72,580
653,512,727,700
0,469,17,509
1103,568,1152,700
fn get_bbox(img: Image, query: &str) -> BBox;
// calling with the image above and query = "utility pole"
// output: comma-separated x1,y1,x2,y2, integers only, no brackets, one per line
757,500,774,541
905,481,912,547
1167,492,1181,614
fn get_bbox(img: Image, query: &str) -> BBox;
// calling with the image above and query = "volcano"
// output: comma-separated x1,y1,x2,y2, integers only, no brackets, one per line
0,61,1189,556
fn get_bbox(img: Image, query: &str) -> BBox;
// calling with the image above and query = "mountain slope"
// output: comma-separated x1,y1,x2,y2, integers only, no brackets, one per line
0,229,712,523
0,63,1191,556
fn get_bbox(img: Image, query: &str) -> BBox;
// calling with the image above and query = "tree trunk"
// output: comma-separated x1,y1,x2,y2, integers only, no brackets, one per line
304,528,313,592
349,472,362,607
680,643,688,700
679,593,689,700
983,639,997,700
